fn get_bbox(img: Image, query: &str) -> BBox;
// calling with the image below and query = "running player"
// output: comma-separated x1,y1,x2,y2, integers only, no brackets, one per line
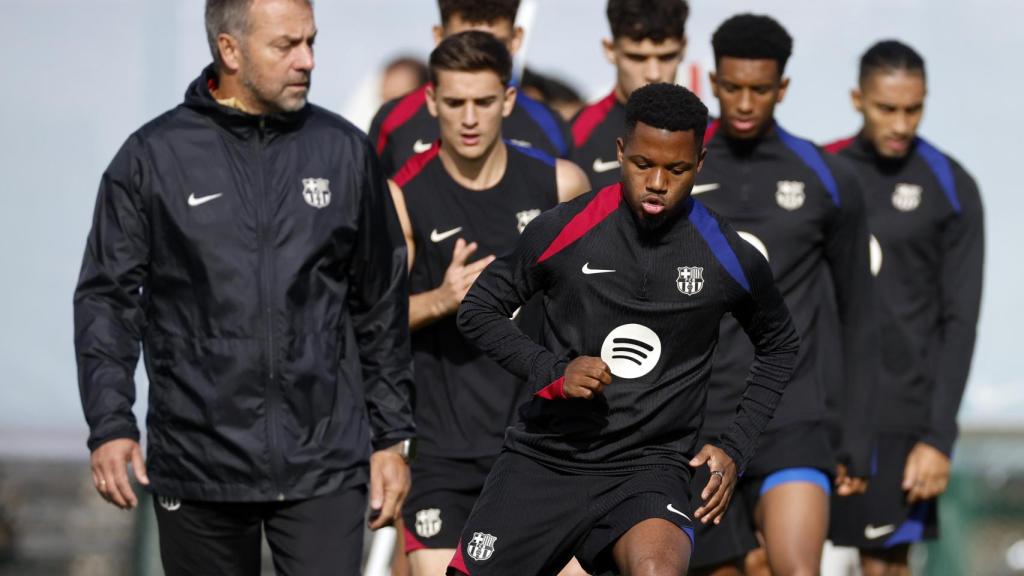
825,40,984,576
689,14,878,576
370,0,572,177
388,31,589,576
449,82,800,576
571,0,689,192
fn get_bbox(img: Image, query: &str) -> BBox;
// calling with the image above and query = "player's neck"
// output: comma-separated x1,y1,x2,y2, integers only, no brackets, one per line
438,139,508,191
212,72,264,116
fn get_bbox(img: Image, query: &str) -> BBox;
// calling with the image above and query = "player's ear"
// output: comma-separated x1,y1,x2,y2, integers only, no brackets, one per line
425,84,439,117
697,145,707,173
602,38,617,65
851,87,864,113
708,71,719,98
503,85,517,118
616,136,625,164
679,35,688,62
432,25,444,47
218,33,243,73
776,77,790,104
508,26,524,56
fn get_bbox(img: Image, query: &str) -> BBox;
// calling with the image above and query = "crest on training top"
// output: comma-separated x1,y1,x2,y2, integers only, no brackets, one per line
301,178,331,209
467,532,497,562
415,508,442,538
516,209,542,233
677,266,704,296
892,183,922,212
775,180,806,211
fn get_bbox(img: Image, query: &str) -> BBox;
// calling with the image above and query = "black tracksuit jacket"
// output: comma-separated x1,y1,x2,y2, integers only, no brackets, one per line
74,65,415,502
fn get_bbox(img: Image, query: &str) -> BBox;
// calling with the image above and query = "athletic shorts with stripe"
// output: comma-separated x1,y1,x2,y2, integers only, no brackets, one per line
447,450,695,576
403,454,495,552
830,432,939,549
689,421,835,568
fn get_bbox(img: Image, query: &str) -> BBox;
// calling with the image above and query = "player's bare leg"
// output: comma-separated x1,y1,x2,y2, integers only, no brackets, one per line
557,557,591,576
612,518,691,576
744,546,771,576
860,545,911,576
408,548,455,576
689,562,743,576
755,483,828,576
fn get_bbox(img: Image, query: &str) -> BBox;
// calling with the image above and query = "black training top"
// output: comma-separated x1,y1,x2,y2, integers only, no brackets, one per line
457,183,800,474
370,84,572,177
570,92,627,193
826,134,983,456
694,120,879,476
396,141,560,459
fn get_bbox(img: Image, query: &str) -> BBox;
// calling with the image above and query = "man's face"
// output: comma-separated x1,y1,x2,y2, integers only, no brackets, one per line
617,121,705,230
711,57,788,140
435,16,523,55
235,0,316,113
853,70,926,158
426,69,516,161
604,37,685,100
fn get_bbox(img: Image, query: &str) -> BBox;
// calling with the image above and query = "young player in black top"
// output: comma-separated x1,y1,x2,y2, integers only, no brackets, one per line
370,0,572,177
388,31,589,576
825,41,984,575
450,83,799,576
571,0,689,192
688,15,879,576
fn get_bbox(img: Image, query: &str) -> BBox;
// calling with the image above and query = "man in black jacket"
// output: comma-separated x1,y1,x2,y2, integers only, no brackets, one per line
73,0,415,574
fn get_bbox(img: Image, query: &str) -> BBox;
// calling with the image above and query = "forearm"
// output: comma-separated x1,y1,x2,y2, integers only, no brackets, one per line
409,289,454,331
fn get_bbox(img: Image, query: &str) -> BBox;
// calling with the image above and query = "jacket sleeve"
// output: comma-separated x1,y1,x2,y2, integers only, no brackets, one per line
457,215,570,397
74,135,150,451
719,228,801,473
923,165,984,455
349,140,416,451
824,161,881,476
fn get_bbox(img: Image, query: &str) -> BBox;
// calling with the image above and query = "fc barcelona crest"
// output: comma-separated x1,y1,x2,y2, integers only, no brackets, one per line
892,183,922,212
677,266,704,296
515,208,541,233
467,531,497,562
775,180,806,211
415,508,442,538
301,177,331,209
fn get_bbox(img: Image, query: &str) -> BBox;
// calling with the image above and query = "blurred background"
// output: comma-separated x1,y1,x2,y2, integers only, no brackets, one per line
1,0,1021,574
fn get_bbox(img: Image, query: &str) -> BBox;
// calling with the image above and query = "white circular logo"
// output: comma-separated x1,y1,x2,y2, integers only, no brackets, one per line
737,231,770,262
869,234,883,277
600,324,662,379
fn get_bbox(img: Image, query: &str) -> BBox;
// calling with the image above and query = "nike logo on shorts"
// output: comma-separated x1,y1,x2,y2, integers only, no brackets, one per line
864,524,896,540
666,504,691,522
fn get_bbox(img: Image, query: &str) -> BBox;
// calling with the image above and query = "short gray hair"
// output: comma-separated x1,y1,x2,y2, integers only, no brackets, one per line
205,0,253,69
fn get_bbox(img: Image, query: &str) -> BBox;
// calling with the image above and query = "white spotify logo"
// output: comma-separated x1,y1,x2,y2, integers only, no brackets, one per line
869,234,883,277
737,231,769,262
600,324,662,379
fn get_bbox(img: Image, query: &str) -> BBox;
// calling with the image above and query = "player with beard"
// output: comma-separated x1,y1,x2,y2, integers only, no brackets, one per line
571,0,689,192
370,0,572,177
688,14,879,576
387,31,589,576
449,82,799,576
825,41,983,576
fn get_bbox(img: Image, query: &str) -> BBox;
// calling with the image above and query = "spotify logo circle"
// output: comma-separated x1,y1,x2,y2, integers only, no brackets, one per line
600,323,662,379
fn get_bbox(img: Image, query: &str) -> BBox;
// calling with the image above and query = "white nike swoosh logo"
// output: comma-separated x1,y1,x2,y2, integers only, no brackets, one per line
430,227,462,243
691,183,720,195
413,139,433,153
666,504,691,521
592,158,620,173
188,193,223,207
581,263,615,275
864,524,896,540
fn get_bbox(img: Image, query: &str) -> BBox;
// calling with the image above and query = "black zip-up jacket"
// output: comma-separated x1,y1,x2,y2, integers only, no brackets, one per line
74,65,415,502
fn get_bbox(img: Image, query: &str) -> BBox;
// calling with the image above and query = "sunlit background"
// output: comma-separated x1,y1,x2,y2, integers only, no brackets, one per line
1,1,1021,574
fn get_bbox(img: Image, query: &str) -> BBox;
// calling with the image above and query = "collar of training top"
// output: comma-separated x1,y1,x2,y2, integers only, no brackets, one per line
183,64,309,140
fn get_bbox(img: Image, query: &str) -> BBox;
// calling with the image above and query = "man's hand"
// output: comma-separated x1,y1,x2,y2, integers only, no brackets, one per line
368,445,411,530
834,463,869,497
90,438,149,510
689,444,738,525
902,442,950,504
434,238,495,317
562,356,612,400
